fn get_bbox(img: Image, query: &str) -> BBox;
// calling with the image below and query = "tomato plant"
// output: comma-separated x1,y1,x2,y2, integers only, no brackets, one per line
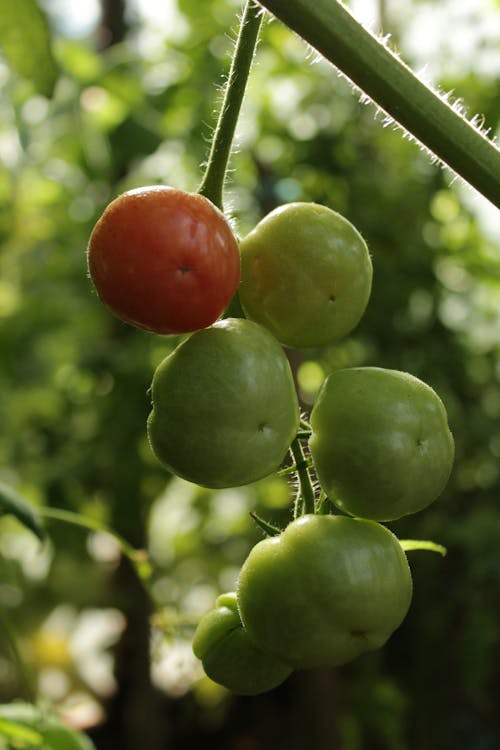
192,592,292,695
237,514,413,669
309,367,455,521
87,186,240,335
147,317,300,488
239,202,372,348
2,0,494,738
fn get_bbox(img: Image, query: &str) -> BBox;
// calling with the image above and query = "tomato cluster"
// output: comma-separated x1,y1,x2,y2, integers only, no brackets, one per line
87,187,454,696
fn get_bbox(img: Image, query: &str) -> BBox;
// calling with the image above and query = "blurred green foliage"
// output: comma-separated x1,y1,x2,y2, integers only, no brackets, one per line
0,0,58,97
0,1,499,749
0,702,96,748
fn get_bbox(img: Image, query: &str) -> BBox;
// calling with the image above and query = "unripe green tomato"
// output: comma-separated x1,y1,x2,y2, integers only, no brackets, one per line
309,367,455,521
237,515,412,670
239,202,372,348
193,592,292,695
147,318,299,488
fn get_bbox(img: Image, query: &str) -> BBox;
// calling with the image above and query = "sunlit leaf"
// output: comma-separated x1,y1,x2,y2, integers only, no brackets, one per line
0,0,58,97
0,717,43,746
55,39,102,83
0,481,45,541
0,704,96,750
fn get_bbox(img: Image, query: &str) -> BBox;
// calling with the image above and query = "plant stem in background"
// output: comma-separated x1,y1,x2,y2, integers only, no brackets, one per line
198,1,264,211
40,508,157,606
257,0,500,208
0,609,36,702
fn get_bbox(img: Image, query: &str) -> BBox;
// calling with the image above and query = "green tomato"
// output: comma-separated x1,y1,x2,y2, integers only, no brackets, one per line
237,515,412,670
147,318,299,488
309,367,455,521
239,202,372,348
193,592,293,695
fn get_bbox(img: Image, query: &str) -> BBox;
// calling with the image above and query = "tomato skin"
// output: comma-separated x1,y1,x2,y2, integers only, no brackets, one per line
309,367,455,521
239,202,372,348
237,515,412,670
87,186,240,334
193,592,292,695
147,318,300,488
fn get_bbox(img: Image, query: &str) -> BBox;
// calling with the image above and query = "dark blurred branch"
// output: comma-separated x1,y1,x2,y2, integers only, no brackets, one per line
0,609,36,702
98,0,127,49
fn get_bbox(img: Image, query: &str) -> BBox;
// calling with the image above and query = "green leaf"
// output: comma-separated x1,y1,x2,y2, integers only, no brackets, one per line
0,481,46,541
400,539,447,557
249,512,282,537
0,704,96,750
0,717,43,746
0,0,58,97
55,39,102,83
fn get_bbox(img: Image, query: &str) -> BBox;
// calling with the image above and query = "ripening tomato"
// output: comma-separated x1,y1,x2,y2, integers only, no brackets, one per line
309,367,455,521
237,514,412,670
87,186,240,334
239,202,372,348
193,592,293,695
147,318,300,488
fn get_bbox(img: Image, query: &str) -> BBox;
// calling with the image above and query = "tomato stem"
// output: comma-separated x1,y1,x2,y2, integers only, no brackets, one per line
198,1,264,211
256,0,500,207
296,429,311,440
290,437,315,517
277,458,313,478
316,490,330,515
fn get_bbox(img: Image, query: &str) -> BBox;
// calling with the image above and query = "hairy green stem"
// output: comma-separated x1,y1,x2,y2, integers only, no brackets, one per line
198,1,264,211
316,490,330,515
290,437,315,516
296,429,312,440
250,511,282,536
257,0,500,207
277,458,313,478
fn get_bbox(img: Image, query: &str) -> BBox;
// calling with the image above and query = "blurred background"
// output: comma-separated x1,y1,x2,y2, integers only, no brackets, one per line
0,0,499,748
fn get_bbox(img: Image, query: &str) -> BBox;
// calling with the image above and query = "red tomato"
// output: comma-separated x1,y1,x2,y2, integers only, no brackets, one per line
87,186,240,334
